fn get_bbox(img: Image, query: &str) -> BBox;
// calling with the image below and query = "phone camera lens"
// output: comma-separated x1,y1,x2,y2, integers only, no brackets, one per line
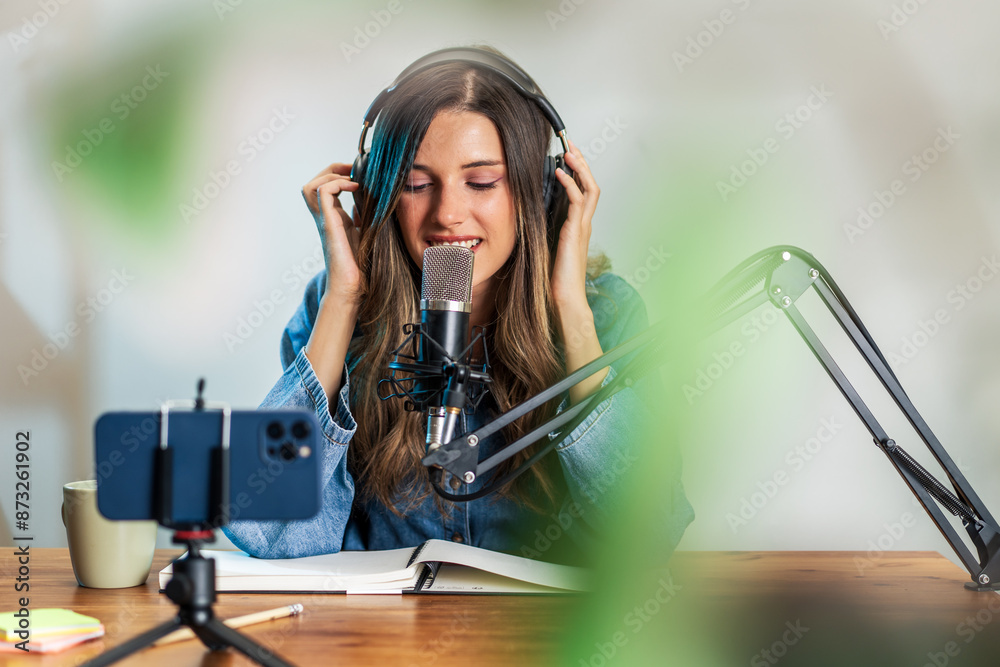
267,422,284,439
279,442,296,461
291,420,310,439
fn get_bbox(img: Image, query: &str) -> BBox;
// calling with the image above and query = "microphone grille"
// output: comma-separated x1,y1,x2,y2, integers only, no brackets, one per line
421,245,474,302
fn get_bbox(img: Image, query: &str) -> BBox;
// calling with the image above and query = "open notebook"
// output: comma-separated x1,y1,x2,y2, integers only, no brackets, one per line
159,539,590,594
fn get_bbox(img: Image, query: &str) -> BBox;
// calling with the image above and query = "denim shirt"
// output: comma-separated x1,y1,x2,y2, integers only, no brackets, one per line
223,271,694,562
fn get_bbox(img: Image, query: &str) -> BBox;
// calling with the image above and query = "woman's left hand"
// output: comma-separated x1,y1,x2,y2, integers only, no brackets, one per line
551,139,609,403
550,138,599,311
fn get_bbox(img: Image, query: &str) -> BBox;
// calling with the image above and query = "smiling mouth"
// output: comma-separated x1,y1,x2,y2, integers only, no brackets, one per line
426,238,482,249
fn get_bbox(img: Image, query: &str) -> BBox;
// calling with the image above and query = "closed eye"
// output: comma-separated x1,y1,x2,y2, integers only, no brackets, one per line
402,178,502,193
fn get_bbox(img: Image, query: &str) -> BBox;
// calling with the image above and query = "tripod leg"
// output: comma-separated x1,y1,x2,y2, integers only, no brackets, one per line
190,623,228,652
198,616,297,667
81,617,183,667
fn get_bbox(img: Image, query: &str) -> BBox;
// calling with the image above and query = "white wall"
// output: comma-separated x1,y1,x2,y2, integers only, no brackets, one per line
1,0,997,566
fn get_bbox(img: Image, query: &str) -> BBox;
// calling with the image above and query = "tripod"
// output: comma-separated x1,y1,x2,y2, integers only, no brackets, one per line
83,385,299,666
82,532,294,667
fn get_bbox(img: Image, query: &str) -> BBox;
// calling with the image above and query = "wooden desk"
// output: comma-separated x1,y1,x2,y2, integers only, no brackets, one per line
4,549,1000,666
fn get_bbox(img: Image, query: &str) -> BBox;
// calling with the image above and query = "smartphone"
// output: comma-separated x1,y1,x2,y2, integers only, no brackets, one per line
94,409,321,525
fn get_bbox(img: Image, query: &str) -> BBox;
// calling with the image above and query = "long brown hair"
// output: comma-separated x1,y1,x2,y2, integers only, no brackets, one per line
347,51,568,513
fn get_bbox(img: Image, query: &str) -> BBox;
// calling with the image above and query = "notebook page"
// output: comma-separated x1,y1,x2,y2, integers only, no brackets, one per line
412,540,591,591
165,548,420,588
428,565,577,593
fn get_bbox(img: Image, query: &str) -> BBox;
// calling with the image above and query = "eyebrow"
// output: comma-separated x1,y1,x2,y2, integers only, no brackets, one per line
411,160,504,171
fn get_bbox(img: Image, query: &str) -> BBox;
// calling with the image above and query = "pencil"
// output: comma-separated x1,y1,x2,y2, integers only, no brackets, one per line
153,604,304,646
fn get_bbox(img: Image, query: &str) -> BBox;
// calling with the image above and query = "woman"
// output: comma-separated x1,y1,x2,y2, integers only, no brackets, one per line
223,47,693,562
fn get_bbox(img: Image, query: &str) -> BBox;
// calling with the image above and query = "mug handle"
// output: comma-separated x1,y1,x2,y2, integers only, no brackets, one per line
61,502,67,527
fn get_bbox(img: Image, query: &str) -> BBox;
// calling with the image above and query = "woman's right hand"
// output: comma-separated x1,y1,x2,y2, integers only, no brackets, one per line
301,163,363,302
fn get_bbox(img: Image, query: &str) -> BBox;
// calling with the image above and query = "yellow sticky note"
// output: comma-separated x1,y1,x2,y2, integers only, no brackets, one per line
0,608,101,642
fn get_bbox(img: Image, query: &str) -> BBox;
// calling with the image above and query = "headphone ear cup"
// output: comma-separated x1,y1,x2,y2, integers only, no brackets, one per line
351,154,368,221
544,154,571,251
351,153,366,189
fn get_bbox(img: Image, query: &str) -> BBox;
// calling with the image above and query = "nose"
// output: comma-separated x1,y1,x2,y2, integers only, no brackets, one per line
433,180,468,227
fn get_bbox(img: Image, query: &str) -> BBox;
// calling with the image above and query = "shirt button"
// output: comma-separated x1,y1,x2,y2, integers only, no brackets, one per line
451,532,464,543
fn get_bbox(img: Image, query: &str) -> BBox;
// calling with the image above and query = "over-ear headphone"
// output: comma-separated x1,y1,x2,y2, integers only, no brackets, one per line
350,46,573,247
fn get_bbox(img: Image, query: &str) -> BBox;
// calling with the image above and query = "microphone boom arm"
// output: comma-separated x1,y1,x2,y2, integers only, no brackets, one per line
421,245,1000,591
421,320,668,495
720,247,1000,591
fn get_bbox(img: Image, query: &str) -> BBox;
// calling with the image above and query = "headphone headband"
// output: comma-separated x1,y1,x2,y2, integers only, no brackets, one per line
361,47,566,134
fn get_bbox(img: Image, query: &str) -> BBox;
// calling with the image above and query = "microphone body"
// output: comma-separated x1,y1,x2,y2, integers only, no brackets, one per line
417,245,475,452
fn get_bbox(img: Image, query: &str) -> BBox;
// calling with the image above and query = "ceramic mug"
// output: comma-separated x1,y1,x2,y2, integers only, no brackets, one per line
61,480,157,588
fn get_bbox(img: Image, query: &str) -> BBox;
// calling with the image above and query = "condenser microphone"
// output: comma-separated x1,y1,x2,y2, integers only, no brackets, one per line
418,245,475,452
